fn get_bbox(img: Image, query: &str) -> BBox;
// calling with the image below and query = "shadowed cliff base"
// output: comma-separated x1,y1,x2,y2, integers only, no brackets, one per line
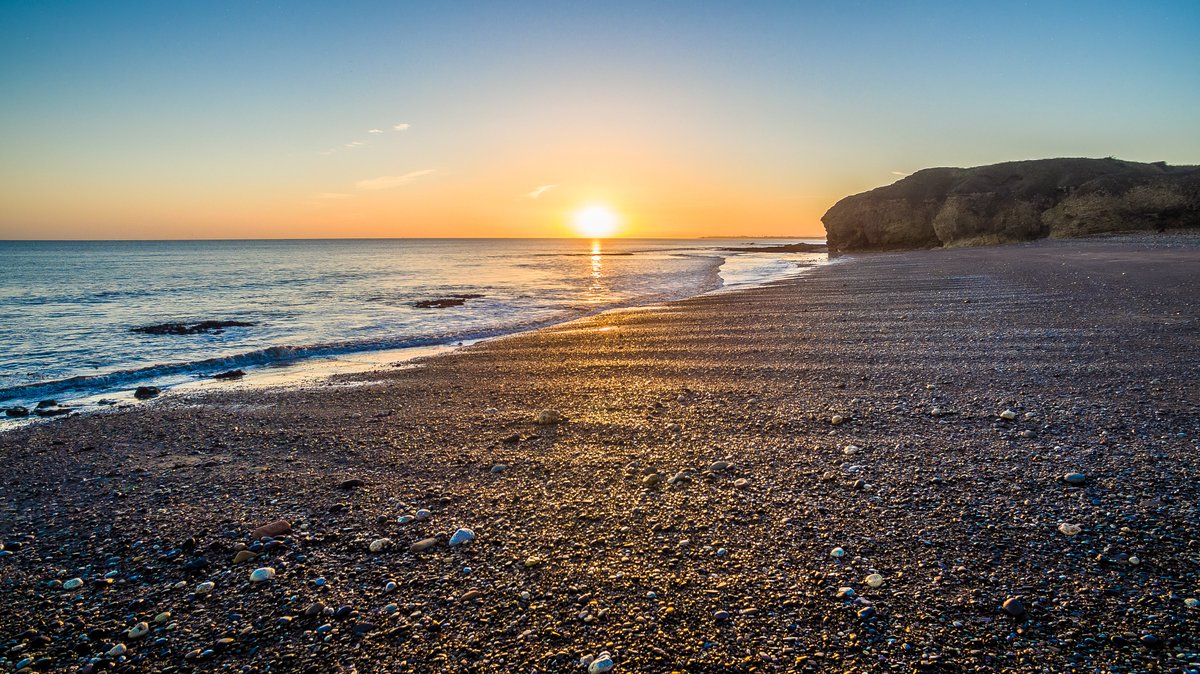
822,158,1200,251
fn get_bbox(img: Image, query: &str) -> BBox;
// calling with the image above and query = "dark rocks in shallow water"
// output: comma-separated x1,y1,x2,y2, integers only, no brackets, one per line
132,320,255,335
412,294,483,309
5,406,30,418
36,400,57,409
134,386,161,400
34,405,71,417
212,369,245,380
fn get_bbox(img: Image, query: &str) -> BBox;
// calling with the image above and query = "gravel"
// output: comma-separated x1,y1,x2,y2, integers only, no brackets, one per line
0,235,1198,672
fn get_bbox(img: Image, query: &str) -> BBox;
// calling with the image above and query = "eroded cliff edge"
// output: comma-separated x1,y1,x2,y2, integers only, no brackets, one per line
821,158,1200,251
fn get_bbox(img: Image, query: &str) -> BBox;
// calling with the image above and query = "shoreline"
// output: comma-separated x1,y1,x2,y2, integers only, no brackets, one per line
1,235,1197,672
1,247,829,427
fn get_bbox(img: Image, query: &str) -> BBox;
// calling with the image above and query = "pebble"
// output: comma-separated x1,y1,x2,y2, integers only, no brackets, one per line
251,520,291,540
460,589,483,602
929,407,944,416
490,464,508,473
830,414,844,425
1063,472,1086,485
641,473,663,487
733,478,749,488
843,444,861,455
249,567,275,583
449,528,476,546
588,652,615,673
409,537,438,553
415,509,431,520
195,581,215,595
865,573,884,588
999,409,1018,420
397,515,415,524
857,606,876,619
232,550,257,564
127,622,149,639
713,610,731,621
830,547,846,558
708,460,730,472
369,538,392,553
384,581,397,592
534,409,564,425
107,643,127,657
62,578,83,590
1058,523,1082,536
1002,597,1026,616
1184,597,1199,608
153,612,171,623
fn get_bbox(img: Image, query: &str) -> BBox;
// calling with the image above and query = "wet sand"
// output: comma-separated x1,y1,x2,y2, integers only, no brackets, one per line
1,235,1198,673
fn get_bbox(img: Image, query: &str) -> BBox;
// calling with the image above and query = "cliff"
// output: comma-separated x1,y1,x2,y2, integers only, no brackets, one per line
821,158,1200,251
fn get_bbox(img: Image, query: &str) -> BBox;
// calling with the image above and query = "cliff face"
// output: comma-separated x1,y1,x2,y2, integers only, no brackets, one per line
822,158,1200,251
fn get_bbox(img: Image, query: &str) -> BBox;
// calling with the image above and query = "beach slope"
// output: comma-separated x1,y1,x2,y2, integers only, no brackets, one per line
1,235,1198,672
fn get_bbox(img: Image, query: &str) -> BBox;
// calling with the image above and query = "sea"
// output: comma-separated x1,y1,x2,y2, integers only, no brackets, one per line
0,238,826,414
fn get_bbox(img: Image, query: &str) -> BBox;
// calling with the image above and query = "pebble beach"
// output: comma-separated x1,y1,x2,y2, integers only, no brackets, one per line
1,235,1198,673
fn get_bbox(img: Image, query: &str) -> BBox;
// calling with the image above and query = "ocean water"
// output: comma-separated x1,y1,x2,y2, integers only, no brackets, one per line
0,238,824,409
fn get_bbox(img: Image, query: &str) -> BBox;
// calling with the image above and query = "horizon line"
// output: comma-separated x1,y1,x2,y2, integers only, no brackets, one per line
0,235,827,243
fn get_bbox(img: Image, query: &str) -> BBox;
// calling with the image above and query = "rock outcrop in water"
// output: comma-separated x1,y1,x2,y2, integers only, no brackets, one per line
132,320,255,335
821,158,1200,251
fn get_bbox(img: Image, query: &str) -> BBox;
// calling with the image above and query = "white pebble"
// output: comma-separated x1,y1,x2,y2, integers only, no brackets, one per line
865,573,884,588
999,409,1017,420
830,547,846,558
195,581,215,595
249,567,275,583
369,538,392,553
1057,523,1081,536
449,528,476,546
62,578,83,590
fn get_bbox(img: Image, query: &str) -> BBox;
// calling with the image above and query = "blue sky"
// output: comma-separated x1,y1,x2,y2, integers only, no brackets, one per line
1,1,1197,238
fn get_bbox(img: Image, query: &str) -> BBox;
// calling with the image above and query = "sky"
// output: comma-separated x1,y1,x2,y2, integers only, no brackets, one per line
1,1,1197,239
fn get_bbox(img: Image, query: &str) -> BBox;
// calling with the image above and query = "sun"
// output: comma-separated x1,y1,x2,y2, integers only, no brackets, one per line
571,204,620,238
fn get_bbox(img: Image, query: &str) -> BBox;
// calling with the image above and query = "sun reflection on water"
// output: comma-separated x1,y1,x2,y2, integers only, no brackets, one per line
589,239,604,299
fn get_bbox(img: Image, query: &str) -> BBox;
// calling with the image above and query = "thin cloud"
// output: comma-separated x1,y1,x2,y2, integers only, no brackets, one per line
393,123,411,131
891,171,911,177
345,140,365,148
356,169,437,190
526,184,557,199
368,128,383,134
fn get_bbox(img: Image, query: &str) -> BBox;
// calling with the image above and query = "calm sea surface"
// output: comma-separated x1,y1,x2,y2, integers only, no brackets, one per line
0,238,824,407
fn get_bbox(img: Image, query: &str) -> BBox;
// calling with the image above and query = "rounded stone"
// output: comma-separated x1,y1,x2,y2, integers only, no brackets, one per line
865,573,884,588
448,528,476,546
249,567,275,583
1063,472,1086,485
62,578,83,590
1002,597,1025,616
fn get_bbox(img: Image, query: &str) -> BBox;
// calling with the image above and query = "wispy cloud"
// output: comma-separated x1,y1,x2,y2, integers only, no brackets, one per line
345,140,364,148
356,169,437,190
526,184,557,199
314,192,351,200
891,171,911,177
393,123,411,131
368,128,383,134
